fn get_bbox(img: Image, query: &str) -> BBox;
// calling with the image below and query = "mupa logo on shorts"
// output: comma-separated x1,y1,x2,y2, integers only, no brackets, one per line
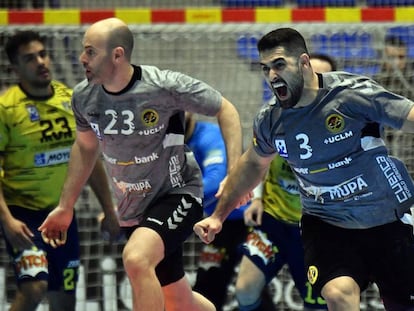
34,147,71,166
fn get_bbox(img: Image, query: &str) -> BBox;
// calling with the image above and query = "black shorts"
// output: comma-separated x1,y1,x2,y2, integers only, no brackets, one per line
2,206,80,292
123,194,203,286
301,214,414,306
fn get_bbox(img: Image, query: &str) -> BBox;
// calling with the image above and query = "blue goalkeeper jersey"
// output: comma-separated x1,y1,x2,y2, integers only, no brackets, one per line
186,121,246,220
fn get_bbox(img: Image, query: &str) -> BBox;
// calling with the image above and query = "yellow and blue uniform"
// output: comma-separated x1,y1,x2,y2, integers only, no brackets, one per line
241,154,327,310
0,81,80,292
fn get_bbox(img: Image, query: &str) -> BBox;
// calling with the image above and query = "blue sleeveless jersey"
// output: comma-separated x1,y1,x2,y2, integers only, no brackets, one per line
187,121,246,220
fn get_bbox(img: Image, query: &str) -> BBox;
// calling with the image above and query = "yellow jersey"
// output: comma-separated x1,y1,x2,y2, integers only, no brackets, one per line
0,81,74,211
263,154,302,224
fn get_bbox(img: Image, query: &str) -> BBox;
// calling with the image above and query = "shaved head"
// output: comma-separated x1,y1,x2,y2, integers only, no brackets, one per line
87,18,134,61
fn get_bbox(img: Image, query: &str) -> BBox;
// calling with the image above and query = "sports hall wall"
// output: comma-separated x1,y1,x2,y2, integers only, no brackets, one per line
0,2,412,310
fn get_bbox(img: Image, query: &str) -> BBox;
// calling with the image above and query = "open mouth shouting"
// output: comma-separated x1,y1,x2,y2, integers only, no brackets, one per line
271,79,289,102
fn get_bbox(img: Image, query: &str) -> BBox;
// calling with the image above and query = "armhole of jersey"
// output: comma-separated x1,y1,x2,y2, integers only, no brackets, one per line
317,72,323,89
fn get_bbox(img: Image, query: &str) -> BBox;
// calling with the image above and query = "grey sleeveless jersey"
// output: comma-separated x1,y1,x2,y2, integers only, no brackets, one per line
254,71,414,229
72,65,222,226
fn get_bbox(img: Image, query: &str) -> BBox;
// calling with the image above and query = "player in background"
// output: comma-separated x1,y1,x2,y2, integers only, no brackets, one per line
373,35,414,176
0,30,119,311
186,112,274,311
375,34,414,100
194,27,414,311
38,18,243,311
234,54,335,311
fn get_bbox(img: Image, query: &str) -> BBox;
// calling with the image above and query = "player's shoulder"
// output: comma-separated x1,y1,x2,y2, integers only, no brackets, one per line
51,80,73,97
72,78,97,98
0,84,25,106
322,71,376,88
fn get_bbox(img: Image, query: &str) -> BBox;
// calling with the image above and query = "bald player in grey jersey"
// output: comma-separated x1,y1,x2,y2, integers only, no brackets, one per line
194,28,414,311
38,18,243,311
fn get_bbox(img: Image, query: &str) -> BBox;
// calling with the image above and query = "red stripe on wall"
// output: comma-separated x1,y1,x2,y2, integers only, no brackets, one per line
222,8,255,22
361,7,394,21
292,8,325,22
9,10,43,24
80,10,114,24
152,9,185,23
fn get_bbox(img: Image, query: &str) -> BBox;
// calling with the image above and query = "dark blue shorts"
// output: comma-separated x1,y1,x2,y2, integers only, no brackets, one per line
122,194,203,286
2,206,80,292
301,213,414,306
241,211,326,309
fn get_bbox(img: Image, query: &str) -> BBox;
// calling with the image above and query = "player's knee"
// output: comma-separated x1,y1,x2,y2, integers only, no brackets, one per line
122,248,152,277
235,278,261,305
321,278,359,308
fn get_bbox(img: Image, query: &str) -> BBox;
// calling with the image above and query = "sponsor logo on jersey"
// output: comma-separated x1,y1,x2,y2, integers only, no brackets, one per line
324,130,353,144
299,175,370,202
90,122,102,140
113,178,152,196
293,156,353,175
329,175,368,200
141,109,159,126
34,147,71,166
103,152,159,166
169,155,185,188
67,260,80,268
137,124,165,136
325,113,345,133
279,179,300,195
328,156,352,169
293,167,309,174
275,139,288,158
26,105,40,122
377,156,413,203
14,246,47,278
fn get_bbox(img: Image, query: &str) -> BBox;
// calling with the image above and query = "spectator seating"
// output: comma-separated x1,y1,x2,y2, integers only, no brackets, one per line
236,33,261,62
311,31,379,76
386,25,414,58
296,0,355,7
366,0,414,5
221,0,284,6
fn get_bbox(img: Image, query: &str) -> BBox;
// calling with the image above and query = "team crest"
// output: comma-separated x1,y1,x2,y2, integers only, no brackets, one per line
275,139,288,158
307,265,319,285
325,114,345,133
141,109,159,127
26,105,40,122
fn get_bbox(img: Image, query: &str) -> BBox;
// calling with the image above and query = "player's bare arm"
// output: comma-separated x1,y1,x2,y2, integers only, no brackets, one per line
216,97,243,171
0,183,34,250
38,129,101,246
88,157,120,241
401,105,414,132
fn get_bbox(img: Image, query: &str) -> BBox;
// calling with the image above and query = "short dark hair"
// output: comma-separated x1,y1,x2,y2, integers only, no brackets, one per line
258,28,309,59
384,34,407,48
310,53,337,71
5,30,46,64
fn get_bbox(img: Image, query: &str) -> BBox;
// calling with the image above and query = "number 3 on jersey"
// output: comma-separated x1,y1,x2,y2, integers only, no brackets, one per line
296,133,312,160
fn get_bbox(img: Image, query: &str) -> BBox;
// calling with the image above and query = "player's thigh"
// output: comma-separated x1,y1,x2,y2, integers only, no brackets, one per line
123,226,165,266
